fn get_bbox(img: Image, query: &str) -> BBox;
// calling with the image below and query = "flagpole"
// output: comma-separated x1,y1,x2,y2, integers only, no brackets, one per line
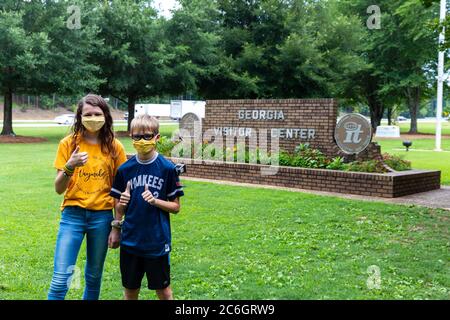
435,0,447,152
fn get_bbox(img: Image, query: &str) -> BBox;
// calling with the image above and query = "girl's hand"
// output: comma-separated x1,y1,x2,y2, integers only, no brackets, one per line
142,184,156,205
67,146,88,168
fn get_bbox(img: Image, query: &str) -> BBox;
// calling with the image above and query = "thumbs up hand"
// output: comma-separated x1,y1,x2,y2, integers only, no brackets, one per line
142,184,156,205
67,145,89,168
119,181,132,207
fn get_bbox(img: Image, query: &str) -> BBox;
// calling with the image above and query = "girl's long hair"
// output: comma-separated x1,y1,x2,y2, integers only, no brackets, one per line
71,94,117,157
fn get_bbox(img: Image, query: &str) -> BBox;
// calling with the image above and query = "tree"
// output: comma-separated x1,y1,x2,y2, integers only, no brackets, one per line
167,0,261,99
210,0,368,99
276,0,368,99
28,0,102,97
0,0,101,136
380,0,438,133
0,10,48,136
422,0,450,49
94,0,191,130
341,0,438,133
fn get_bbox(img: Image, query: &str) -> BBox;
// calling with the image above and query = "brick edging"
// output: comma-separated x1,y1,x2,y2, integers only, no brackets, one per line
167,157,441,198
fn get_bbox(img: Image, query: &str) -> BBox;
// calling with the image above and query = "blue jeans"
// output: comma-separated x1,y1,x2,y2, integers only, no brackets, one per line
48,206,113,300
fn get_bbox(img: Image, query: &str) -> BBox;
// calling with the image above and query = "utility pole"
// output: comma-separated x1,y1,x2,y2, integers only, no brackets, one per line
435,0,447,151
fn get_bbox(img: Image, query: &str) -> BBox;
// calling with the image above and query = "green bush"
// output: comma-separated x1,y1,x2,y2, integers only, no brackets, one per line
326,157,347,170
382,153,411,171
291,143,330,168
344,160,388,173
157,136,178,157
169,142,411,174
278,151,292,166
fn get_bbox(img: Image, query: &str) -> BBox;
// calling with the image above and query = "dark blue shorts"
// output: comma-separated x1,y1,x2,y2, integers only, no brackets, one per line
120,247,170,290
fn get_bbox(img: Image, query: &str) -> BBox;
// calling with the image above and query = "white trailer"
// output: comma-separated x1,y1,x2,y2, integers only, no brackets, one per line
134,103,171,118
170,100,205,120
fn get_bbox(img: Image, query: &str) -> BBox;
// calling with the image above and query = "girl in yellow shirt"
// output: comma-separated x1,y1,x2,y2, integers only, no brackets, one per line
48,94,127,300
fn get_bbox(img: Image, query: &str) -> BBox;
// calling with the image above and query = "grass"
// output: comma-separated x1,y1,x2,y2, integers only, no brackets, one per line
395,121,450,135
375,138,450,185
378,119,450,186
378,120,450,135
0,125,177,148
0,126,449,299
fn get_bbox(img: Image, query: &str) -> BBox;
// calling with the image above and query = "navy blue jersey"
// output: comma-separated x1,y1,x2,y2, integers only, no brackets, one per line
110,153,184,257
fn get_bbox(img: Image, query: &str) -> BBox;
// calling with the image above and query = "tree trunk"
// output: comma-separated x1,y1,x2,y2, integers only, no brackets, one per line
406,87,420,134
1,89,15,136
367,95,384,132
387,106,392,125
127,95,136,132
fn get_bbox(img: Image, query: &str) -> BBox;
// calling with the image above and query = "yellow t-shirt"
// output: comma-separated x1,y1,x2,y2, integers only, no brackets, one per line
54,135,127,211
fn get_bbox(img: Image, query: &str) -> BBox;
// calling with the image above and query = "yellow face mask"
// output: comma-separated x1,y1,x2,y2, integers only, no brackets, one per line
133,138,157,154
82,116,105,133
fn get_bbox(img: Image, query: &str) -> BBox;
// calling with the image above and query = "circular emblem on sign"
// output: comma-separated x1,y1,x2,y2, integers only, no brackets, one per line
179,112,201,137
335,114,372,154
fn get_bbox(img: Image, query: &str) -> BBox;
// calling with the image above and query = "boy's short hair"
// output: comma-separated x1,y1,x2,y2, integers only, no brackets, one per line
130,114,159,134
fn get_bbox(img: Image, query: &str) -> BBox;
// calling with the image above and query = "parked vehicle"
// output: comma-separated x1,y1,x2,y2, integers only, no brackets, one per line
135,104,171,119
124,112,128,120
54,114,75,125
132,100,206,120
397,116,408,122
170,100,205,120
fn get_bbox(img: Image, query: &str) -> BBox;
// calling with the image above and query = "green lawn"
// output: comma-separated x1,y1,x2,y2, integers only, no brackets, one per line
375,138,450,185
394,121,450,135
0,127,449,299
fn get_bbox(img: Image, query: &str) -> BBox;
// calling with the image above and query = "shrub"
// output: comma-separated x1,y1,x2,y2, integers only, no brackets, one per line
166,142,411,174
345,160,388,173
157,136,178,157
294,143,311,154
382,153,411,171
292,143,330,168
326,157,347,170
278,151,292,166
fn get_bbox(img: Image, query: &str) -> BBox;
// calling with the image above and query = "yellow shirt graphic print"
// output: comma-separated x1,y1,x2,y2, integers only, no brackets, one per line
54,135,127,211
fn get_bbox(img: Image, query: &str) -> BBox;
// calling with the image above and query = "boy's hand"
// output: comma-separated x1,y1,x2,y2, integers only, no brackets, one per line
108,228,120,249
142,184,156,205
119,181,132,207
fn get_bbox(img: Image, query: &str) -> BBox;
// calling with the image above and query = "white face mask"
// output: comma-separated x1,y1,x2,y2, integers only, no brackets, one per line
82,116,105,132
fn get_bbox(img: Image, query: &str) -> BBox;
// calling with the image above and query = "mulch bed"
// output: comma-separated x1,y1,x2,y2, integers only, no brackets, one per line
0,135,48,144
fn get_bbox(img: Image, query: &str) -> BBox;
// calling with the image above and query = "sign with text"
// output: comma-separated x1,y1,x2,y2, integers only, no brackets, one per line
375,126,400,138
335,114,372,154
201,99,340,156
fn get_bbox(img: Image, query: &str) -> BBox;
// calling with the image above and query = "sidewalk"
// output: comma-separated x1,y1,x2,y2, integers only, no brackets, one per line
182,177,450,211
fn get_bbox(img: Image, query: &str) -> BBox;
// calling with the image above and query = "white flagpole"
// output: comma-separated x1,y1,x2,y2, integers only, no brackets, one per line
435,0,447,152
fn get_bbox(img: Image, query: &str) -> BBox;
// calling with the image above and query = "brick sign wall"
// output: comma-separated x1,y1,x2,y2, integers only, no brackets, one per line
202,99,380,160
168,98,441,198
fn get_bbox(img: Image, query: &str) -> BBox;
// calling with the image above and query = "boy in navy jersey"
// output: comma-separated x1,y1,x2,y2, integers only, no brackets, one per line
108,114,184,300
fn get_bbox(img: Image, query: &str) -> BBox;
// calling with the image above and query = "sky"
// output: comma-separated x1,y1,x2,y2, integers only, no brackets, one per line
154,0,180,18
